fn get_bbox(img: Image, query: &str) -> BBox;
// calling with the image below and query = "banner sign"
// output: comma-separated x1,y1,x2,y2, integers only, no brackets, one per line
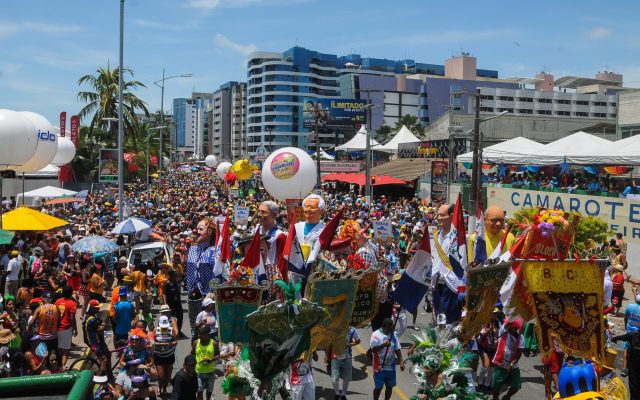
234,205,250,226
302,98,367,129
307,274,359,356
320,161,362,172
215,285,263,344
285,199,304,223
430,160,448,204
398,138,466,159
488,186,640,242
70,115,79,146
98,149,118,183
349,271,379,328
523,260,605,360
459,262,511,342
59,112,66,137
372,220,393,244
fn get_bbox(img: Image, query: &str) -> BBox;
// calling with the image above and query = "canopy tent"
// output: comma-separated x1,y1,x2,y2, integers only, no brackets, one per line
16,185,77,204
457,137,544,164
310,148,335,160
522,131,612,165
375,125,422,152
600,134,640,165
322,173,406,186
23,164,60,177
335,125,384,151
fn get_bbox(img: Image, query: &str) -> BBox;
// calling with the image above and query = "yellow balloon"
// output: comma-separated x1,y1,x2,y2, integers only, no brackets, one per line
233,159,252,180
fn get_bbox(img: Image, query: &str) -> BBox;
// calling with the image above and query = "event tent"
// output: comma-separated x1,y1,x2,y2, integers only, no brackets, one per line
16,186,77,204
375,125,421,152
457,137,544,164
522,131,612,165
310,148,335,160
335,125,383,151
23,164,60,177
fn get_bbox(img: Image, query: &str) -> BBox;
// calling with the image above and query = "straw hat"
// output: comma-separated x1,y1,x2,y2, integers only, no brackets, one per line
0,329,16,345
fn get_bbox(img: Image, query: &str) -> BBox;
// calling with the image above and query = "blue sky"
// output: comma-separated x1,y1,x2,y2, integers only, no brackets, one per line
1,0,639,125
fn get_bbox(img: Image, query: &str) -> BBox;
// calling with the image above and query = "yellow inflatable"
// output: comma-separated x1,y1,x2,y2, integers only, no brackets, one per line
232,159,252,180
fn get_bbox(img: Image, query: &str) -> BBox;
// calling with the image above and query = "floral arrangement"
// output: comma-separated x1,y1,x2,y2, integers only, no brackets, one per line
532,209,570,238
346,253,367,271
338,219,360,253
228,259,255,285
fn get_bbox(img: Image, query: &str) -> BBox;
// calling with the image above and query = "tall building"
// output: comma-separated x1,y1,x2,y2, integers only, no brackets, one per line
245,46,498,155
206,81,247,160
172,93,213,160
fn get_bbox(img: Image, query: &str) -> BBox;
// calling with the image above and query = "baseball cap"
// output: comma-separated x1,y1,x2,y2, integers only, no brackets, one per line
184,354,197,366
118,286,128,296
159,316,170,328
88,299,101,309
202,298,215,307
122,276,133,283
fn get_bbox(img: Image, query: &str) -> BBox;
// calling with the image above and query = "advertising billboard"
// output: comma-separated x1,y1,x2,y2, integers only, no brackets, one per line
430,160,448,204
99,149,118,183
302,98,367,129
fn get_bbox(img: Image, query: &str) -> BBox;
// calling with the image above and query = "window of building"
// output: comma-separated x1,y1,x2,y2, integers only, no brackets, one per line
592,112,607,118
480,107,494,112
574,112,588,117
537,110,552,115
480,95,494,100
575,100,589,106
555,99,571,105
554,111,570,116
517,109,533,114
536,98,552,103
517,97,533,102
498,96,514,101
593,101,607,106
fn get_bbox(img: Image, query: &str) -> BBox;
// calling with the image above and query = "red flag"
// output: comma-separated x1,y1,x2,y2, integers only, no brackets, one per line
240,229,262,268
318,208,343,251
283,218,296,260
59,112,66,137
452,192,466,248
418,225,431,253
219,216,231,263
70,115,79,146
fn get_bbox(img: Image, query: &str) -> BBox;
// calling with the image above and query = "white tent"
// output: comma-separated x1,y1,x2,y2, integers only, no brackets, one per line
335,125,383,151
457,137,544,164
310,148,335,160
523,131,612,165
18,186,77,199
376,125,422,152
600,135,640,165
23,164,60,177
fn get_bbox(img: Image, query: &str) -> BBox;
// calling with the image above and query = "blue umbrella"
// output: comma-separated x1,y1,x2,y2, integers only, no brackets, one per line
110,217,153,235
71,235,119,254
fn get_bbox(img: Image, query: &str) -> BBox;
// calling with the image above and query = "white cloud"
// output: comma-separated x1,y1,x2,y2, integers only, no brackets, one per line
587,27,612,40
188,0,308,11
214,34,257,56
134,19,190,32
0,21,83,38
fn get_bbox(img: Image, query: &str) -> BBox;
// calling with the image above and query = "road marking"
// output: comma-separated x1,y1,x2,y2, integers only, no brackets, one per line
354,343,410,400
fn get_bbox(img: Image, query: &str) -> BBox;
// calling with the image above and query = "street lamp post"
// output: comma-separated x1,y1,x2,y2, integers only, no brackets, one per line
117,0,125,222
363,103,376,202
468,87,508,231
147,126,166,198
154,70,192,183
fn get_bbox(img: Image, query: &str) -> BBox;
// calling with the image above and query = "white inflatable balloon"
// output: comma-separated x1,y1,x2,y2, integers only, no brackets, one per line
51,136,76,166
204,154,217,167
216,162,232,179
163,156,170,167
0,109,38,170
261,147,317,201
13,111,58,173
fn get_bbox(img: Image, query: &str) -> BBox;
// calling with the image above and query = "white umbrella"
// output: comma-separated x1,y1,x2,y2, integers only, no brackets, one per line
111,217,152,235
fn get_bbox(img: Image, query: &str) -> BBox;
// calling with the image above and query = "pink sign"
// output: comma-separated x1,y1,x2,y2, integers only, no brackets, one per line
270,151,300,180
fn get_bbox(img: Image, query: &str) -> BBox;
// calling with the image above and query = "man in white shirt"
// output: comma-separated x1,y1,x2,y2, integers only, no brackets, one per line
3,251,21,297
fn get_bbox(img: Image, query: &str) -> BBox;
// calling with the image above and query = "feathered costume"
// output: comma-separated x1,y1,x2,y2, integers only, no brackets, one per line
408,325,487,400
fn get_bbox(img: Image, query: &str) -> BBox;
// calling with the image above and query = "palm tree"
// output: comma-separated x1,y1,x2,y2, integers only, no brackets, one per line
393,114,425,138
77,63,150,148
375,124,393,143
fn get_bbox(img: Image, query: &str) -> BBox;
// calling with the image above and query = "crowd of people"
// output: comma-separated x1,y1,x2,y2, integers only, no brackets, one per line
0,167,636,400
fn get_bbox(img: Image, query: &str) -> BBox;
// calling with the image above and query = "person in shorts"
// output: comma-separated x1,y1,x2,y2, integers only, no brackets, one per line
491,317,524,400
54,285,77,369
83,299,112,378
330,326,360,400
192,325,217,400
369,318,405,400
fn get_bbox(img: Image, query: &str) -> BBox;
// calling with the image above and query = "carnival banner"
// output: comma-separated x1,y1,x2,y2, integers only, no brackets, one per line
459,262,511,342
70,115,79,146
214,283,263,344
307,272,359,356
349,270,379,328
59,112,66,137
372,220,393,244
523,260,605,360
234,205,250,226
522,211,580,259
430,160,448,204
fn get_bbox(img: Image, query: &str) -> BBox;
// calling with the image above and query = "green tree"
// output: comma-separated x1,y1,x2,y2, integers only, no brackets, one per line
77,64,150,148
375,124,393,143
394,114,425,138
